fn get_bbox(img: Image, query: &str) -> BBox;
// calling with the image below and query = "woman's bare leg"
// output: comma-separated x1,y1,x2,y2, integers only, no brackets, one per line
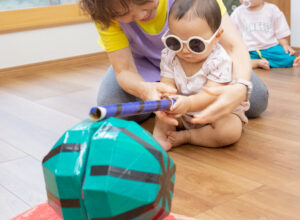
168,114,243,148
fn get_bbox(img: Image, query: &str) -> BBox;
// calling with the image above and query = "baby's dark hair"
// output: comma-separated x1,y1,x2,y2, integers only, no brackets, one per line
169,0,222,32
79,0,152,29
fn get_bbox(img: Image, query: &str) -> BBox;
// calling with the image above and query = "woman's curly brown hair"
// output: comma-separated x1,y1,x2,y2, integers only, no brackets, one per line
79,0,153,29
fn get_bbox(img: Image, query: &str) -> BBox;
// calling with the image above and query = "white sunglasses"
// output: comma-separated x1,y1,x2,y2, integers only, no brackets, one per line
161,26,221,54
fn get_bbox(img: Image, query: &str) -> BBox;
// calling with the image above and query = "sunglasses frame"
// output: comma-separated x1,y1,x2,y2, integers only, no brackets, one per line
161,26,221,54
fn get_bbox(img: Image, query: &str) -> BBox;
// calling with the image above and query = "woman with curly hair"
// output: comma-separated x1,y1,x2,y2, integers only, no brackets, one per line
80,0,269,124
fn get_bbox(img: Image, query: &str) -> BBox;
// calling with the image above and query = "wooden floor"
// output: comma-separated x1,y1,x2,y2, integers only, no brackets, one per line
1,56,300,219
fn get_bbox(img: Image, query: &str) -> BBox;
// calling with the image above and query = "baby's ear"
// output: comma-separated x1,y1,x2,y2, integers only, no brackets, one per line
216,28,224,39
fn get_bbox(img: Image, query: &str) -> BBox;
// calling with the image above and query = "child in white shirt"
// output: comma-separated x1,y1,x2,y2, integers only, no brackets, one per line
231,0,300,70
153,0,249,151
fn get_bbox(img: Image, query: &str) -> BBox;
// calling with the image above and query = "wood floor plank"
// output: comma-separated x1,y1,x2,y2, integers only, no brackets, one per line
0,109,64,161
0,91,80,132
0,185,30,220
196,186,300,220
0,91,80,160
0,73,89,101
0,157,47,207
172,144,300,188
246,116,300,144
169,152,261,216
0,139,27,162
278,179,300,197
36,88,99,119
236,129,300,172
170,188,213,217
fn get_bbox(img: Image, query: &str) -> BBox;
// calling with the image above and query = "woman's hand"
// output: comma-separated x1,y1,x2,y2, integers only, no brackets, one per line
139,82,178,126
191,83,247,124
140,82,177,101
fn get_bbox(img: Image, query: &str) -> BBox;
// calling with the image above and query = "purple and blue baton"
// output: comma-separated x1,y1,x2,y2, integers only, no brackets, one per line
90,99,176,121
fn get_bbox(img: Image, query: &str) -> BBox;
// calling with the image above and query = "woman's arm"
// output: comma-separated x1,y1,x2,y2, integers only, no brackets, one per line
192,13,251,124
107,47,176,101
107,47,144,98
219,13,251,81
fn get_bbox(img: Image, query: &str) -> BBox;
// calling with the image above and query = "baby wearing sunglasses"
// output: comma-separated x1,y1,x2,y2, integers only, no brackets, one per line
153,0,250,151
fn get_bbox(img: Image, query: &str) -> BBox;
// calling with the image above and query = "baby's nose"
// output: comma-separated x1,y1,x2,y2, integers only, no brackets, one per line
182,44,190,54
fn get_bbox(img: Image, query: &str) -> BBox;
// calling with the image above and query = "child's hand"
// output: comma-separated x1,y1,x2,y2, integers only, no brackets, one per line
283,45,295,56
170,95,191,116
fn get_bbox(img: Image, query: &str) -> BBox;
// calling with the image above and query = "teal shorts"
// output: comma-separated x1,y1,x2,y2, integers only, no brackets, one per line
249,44,295,68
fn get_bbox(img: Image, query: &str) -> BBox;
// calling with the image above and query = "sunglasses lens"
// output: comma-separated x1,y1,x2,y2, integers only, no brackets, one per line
165,37,181,51
189,39,205,53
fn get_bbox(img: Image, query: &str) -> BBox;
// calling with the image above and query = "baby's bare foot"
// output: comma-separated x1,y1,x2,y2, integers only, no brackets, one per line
257,60,270,70
154,133,172,151
167,131,190,147
293,56,300,67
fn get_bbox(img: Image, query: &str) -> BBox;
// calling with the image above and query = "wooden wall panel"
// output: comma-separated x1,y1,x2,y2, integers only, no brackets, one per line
265,0,290,25
0,4,90,34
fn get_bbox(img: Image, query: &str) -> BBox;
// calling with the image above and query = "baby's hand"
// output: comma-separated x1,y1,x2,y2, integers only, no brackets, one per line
283,45,295,56
170,95,191,117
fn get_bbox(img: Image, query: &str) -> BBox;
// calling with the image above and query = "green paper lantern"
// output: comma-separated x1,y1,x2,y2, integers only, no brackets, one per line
83,118,176,220
42,119,100,220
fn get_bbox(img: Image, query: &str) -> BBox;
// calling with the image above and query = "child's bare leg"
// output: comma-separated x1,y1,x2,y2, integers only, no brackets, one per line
251,59,270,70
293,56,300,67
168,114,242,148
153,117,176,151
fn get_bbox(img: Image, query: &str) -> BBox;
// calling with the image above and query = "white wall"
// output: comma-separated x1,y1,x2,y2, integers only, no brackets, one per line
0,22,102,69
291,0,300,47
1,2,299,69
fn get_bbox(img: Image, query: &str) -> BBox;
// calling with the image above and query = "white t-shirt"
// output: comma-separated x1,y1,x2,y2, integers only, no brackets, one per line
231,2,290,51
160,44,232,96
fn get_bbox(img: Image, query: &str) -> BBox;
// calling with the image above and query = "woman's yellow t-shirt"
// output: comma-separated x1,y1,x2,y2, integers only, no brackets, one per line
96,0,227,52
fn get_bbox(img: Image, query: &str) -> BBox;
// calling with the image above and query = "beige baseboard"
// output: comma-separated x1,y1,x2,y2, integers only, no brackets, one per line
294,47,300,56
0,52,108,78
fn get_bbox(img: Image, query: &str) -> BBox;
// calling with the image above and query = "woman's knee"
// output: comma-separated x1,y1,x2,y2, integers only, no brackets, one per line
96,66,137,105
246,71,269,118
96,66,152,123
